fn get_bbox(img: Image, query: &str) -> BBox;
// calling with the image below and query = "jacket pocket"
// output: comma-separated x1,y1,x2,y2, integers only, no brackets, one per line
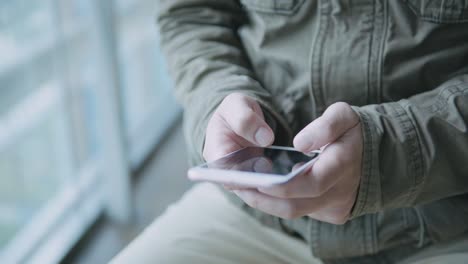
239,0,305,15
404,0,468,23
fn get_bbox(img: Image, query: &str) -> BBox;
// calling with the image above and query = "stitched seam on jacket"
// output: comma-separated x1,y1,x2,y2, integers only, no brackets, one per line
430,84,468,114
377,0,389,103
367,0,383,104
358,110,372,215
404,0,468,23
309,220,321,257
240,0,305,15
366,0,383,254
351,108,376,217
310,0,330,117
306,0,320,117
309,4,332,256
365,0,375,105
393,102,424,206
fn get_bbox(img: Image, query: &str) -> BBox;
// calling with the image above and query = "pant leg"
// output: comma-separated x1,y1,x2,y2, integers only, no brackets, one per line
399,234,468,264
405,253,468,264
110,183,322,264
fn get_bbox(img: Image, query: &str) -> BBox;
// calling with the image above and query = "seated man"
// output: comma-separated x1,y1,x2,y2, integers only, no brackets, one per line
113,0,468,263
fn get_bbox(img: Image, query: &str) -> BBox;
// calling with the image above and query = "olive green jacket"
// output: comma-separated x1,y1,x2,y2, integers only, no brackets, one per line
157,0,468,262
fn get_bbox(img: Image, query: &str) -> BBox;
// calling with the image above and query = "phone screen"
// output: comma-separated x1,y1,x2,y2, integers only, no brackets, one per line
201,147,318,176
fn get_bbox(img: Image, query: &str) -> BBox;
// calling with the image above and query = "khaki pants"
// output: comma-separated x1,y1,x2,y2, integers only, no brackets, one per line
111,184,468,264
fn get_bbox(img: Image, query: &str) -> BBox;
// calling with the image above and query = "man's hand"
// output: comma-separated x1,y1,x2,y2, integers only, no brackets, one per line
203,93,275,162
233,102,363,225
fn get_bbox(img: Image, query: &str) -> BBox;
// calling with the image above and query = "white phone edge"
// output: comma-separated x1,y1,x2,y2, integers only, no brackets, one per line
187,146,321,187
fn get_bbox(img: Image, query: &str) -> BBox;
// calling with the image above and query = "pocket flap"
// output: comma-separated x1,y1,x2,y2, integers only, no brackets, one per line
405,0,468,23
240,0,305,15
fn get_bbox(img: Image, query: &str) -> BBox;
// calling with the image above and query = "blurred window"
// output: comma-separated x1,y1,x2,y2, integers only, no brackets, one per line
0,0,178,263
114,0,179,167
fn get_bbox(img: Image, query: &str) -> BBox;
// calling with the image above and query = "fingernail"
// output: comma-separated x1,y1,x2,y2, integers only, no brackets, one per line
294,133,314,152
255,127,273,146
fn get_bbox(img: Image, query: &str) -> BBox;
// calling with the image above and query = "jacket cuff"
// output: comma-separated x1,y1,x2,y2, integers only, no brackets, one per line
349,106,381,218
349,102,424,218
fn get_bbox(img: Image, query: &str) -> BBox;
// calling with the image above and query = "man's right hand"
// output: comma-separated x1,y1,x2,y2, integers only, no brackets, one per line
203,93,275,162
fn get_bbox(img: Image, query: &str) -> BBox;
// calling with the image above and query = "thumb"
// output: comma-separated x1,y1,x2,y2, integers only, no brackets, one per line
293,102,359,153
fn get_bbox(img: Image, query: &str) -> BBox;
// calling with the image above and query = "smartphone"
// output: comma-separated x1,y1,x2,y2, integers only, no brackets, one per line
188,146,320,187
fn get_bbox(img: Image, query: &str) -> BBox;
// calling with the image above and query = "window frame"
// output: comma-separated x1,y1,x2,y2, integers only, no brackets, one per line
0,0,180,262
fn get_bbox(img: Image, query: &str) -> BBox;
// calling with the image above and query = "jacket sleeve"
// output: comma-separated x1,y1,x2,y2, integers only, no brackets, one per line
350,75,468,218
156,0,304,241
157,0,291,166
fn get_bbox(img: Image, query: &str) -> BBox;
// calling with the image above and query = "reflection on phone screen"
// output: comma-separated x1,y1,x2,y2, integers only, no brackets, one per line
202,147,318,176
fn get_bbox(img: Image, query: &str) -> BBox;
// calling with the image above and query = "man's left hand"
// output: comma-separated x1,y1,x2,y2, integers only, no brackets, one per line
233,102,363,225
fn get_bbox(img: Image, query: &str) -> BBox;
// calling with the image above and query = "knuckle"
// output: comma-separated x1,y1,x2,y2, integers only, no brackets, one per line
231,92,246,99
334,101,350,109
240,110,258,126
224,92,248,105
322,118,337,137
224,92,241,102
331,102,359,124
220,93,241,110
233,111,257,134
330,102,351,114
